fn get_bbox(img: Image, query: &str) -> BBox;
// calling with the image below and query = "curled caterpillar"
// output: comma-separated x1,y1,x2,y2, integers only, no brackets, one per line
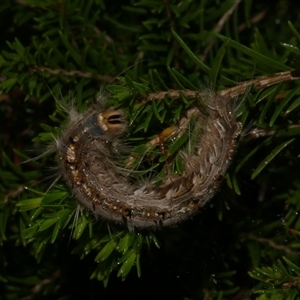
56,91,242,228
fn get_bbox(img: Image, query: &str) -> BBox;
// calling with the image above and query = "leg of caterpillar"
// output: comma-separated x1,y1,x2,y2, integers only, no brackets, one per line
56,92,241,228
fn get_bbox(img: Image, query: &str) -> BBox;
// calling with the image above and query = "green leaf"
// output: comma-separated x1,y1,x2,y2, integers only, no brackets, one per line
170,68,198,90
280,43,300,56
251,138,295,179
258,85,283,125
95,239,118,262
59,30,82,67
2,151,25,179
284,96,300,115
24,223,39,240
168,131,189,155
167,66,185,89
171,28,210,73
209,38,231,88
72,215,88,240
117,251,136,279
0,78,17,91
149,233,160,249
38,217,59,231
230,172,241,195
288,20,300,43
42,191,67,205
151,99,165,123
17,198,43,211
116,232,137,255
149,69,169,90
282,257,300,274
217,34,292,71
269,86,300,126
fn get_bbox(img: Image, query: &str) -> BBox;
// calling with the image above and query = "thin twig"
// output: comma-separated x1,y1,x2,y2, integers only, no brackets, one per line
136,70,300,151
201,0,241,61
247,124,300,139
143,71,300,103
30,66,117,83
246,233,299,255
238,9,267,32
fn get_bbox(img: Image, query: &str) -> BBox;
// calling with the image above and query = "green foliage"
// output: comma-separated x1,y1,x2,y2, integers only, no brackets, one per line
1,0,300,299
249,257,300,299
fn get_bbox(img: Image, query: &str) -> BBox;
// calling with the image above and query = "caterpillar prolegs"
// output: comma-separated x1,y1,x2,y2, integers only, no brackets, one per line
56,91,242,228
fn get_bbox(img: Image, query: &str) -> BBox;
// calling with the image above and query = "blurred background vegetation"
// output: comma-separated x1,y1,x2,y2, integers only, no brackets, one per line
1,0,300,299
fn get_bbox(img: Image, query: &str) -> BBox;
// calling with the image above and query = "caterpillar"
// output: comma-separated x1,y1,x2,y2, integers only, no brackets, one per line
55,71,300,229
56,91,241,228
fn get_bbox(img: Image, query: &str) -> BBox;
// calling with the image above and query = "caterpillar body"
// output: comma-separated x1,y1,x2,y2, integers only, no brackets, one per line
56,91,242,228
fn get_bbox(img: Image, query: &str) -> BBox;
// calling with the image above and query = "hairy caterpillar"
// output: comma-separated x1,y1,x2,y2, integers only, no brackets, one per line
55,71,300,228
56,91,241,228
